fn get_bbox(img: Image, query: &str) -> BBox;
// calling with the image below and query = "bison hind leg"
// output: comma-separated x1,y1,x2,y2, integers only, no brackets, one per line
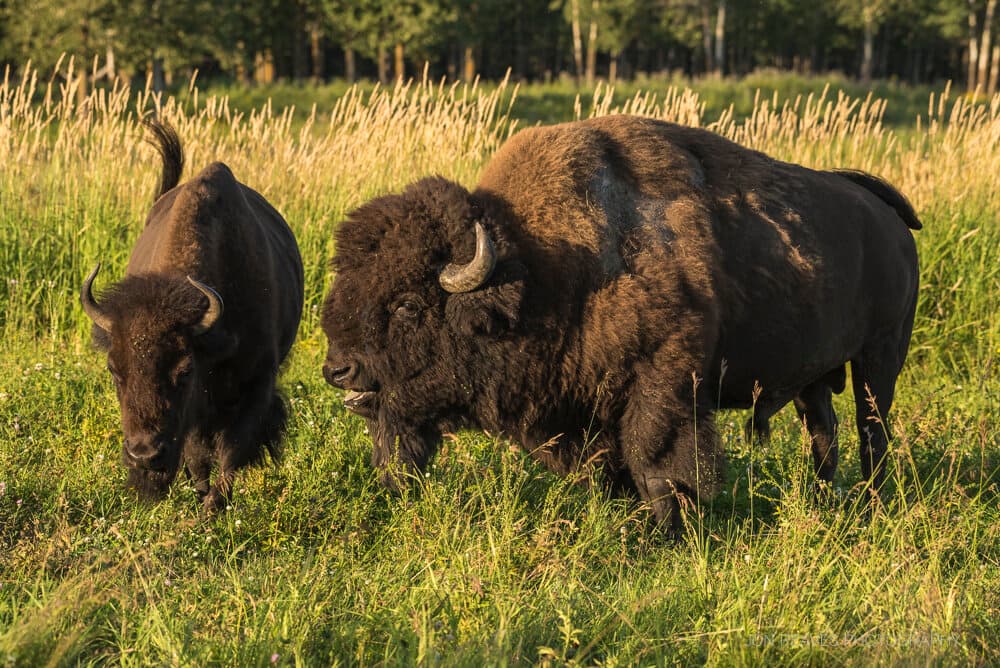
743,394,790,444
793,380,840,489
850,339,908,504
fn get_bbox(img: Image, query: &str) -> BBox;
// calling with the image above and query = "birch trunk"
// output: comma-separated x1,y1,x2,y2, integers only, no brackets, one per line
969,0,981,91
714,0,727,76
978,0,997,93
861,5,875,83
701,0,714,74
585,0,599,86
570,0,584,83
394,43,405,81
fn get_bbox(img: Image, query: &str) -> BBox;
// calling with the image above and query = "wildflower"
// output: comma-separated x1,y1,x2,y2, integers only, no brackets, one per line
0,481,5,496
271,654,280,664
33,363,43,371
16,499,22,507
0,392,7,401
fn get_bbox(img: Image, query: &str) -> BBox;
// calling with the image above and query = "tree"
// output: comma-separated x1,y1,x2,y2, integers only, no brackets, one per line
0,0,115,91
836,0,897,82
593,0,648,82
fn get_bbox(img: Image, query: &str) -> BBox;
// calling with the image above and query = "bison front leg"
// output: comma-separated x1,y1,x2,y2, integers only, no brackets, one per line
620,395,726,533
202,376,287,513
182,427,216,501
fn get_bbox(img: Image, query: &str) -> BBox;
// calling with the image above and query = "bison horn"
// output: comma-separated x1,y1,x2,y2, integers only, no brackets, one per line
186,276,224,334
439,222,497,293
81,263,113,333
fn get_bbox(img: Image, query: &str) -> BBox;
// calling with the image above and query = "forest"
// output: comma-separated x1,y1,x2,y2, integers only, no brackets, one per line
2,1,1000,93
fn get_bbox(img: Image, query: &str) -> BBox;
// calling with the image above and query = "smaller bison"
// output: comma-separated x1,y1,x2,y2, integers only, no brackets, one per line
321,115,920,531
82,120,304,511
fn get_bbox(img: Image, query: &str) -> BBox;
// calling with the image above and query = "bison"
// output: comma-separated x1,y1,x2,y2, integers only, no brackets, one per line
82,120,304,512
321,115,920,530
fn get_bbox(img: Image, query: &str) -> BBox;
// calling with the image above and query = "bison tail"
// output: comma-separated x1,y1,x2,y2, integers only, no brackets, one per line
832,169,922,230
142,117,185,201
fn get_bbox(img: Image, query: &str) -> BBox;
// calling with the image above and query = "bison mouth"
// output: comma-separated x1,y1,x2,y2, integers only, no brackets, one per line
343,390,377,417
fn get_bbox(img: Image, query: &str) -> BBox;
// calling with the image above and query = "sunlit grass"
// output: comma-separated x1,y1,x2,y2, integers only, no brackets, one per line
0,61,997,665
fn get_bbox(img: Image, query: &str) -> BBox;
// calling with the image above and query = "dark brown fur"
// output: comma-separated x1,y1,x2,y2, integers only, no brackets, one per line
85,120,304,511
321,115,920,529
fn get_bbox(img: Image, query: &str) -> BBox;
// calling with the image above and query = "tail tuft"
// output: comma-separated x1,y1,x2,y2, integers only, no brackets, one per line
142,117,185,201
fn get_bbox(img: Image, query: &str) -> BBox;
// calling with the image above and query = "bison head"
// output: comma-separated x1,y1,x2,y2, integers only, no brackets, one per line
321,177,525,490
82,265,237,499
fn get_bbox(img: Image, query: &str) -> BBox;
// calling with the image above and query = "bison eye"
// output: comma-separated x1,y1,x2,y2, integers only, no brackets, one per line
393,299,422,319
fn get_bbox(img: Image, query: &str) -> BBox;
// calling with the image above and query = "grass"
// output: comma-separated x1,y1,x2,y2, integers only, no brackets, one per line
0,61,998,665
197,68,942,128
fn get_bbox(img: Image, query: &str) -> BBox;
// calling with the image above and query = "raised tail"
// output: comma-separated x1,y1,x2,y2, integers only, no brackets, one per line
831,169,922,230
142,117,185,201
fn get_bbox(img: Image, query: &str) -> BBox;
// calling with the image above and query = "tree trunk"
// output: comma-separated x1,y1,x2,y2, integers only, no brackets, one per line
714,0,726,76
377,44,388,84
860,7,875,83
394,42,405,81
978,0,997,93
585,0,598,86
701,1,714,74
609,51,619,84
344,46,356,83
76,61,89,107
990,45,1000,94
105,41,116,81
151,55,165,92
463,45,476,83
292,3,308,80
310,25,324,81
969,0,981,91
570,0,584,83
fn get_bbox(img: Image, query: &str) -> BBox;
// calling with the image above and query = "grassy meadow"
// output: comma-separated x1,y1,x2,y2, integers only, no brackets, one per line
0,62,998,666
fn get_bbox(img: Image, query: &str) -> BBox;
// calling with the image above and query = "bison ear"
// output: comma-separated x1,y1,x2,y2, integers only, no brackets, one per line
444,259,525,337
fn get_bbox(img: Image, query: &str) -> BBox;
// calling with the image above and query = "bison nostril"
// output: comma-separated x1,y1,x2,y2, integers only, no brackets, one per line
324,362,356,387
124,439,168,470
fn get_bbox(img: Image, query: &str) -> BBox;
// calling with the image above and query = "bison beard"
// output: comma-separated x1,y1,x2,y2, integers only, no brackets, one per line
367,414,441,491
322,115,920,532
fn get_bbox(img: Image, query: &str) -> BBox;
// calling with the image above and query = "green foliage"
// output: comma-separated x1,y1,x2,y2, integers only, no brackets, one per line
0,0,990,84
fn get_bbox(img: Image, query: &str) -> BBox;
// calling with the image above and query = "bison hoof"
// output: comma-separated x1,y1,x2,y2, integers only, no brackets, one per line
201,488,229,514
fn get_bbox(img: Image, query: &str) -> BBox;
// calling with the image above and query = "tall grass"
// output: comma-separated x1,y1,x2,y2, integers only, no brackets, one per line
0,62,997,665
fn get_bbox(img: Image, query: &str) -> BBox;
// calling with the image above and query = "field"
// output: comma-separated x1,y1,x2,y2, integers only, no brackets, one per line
0,63,998,666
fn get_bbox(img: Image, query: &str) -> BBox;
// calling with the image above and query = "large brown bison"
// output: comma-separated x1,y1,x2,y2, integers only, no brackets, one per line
321,115,920,529
82,120,304,512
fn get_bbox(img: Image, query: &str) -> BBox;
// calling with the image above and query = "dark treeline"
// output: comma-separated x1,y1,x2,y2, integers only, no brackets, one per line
1,1,998,93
